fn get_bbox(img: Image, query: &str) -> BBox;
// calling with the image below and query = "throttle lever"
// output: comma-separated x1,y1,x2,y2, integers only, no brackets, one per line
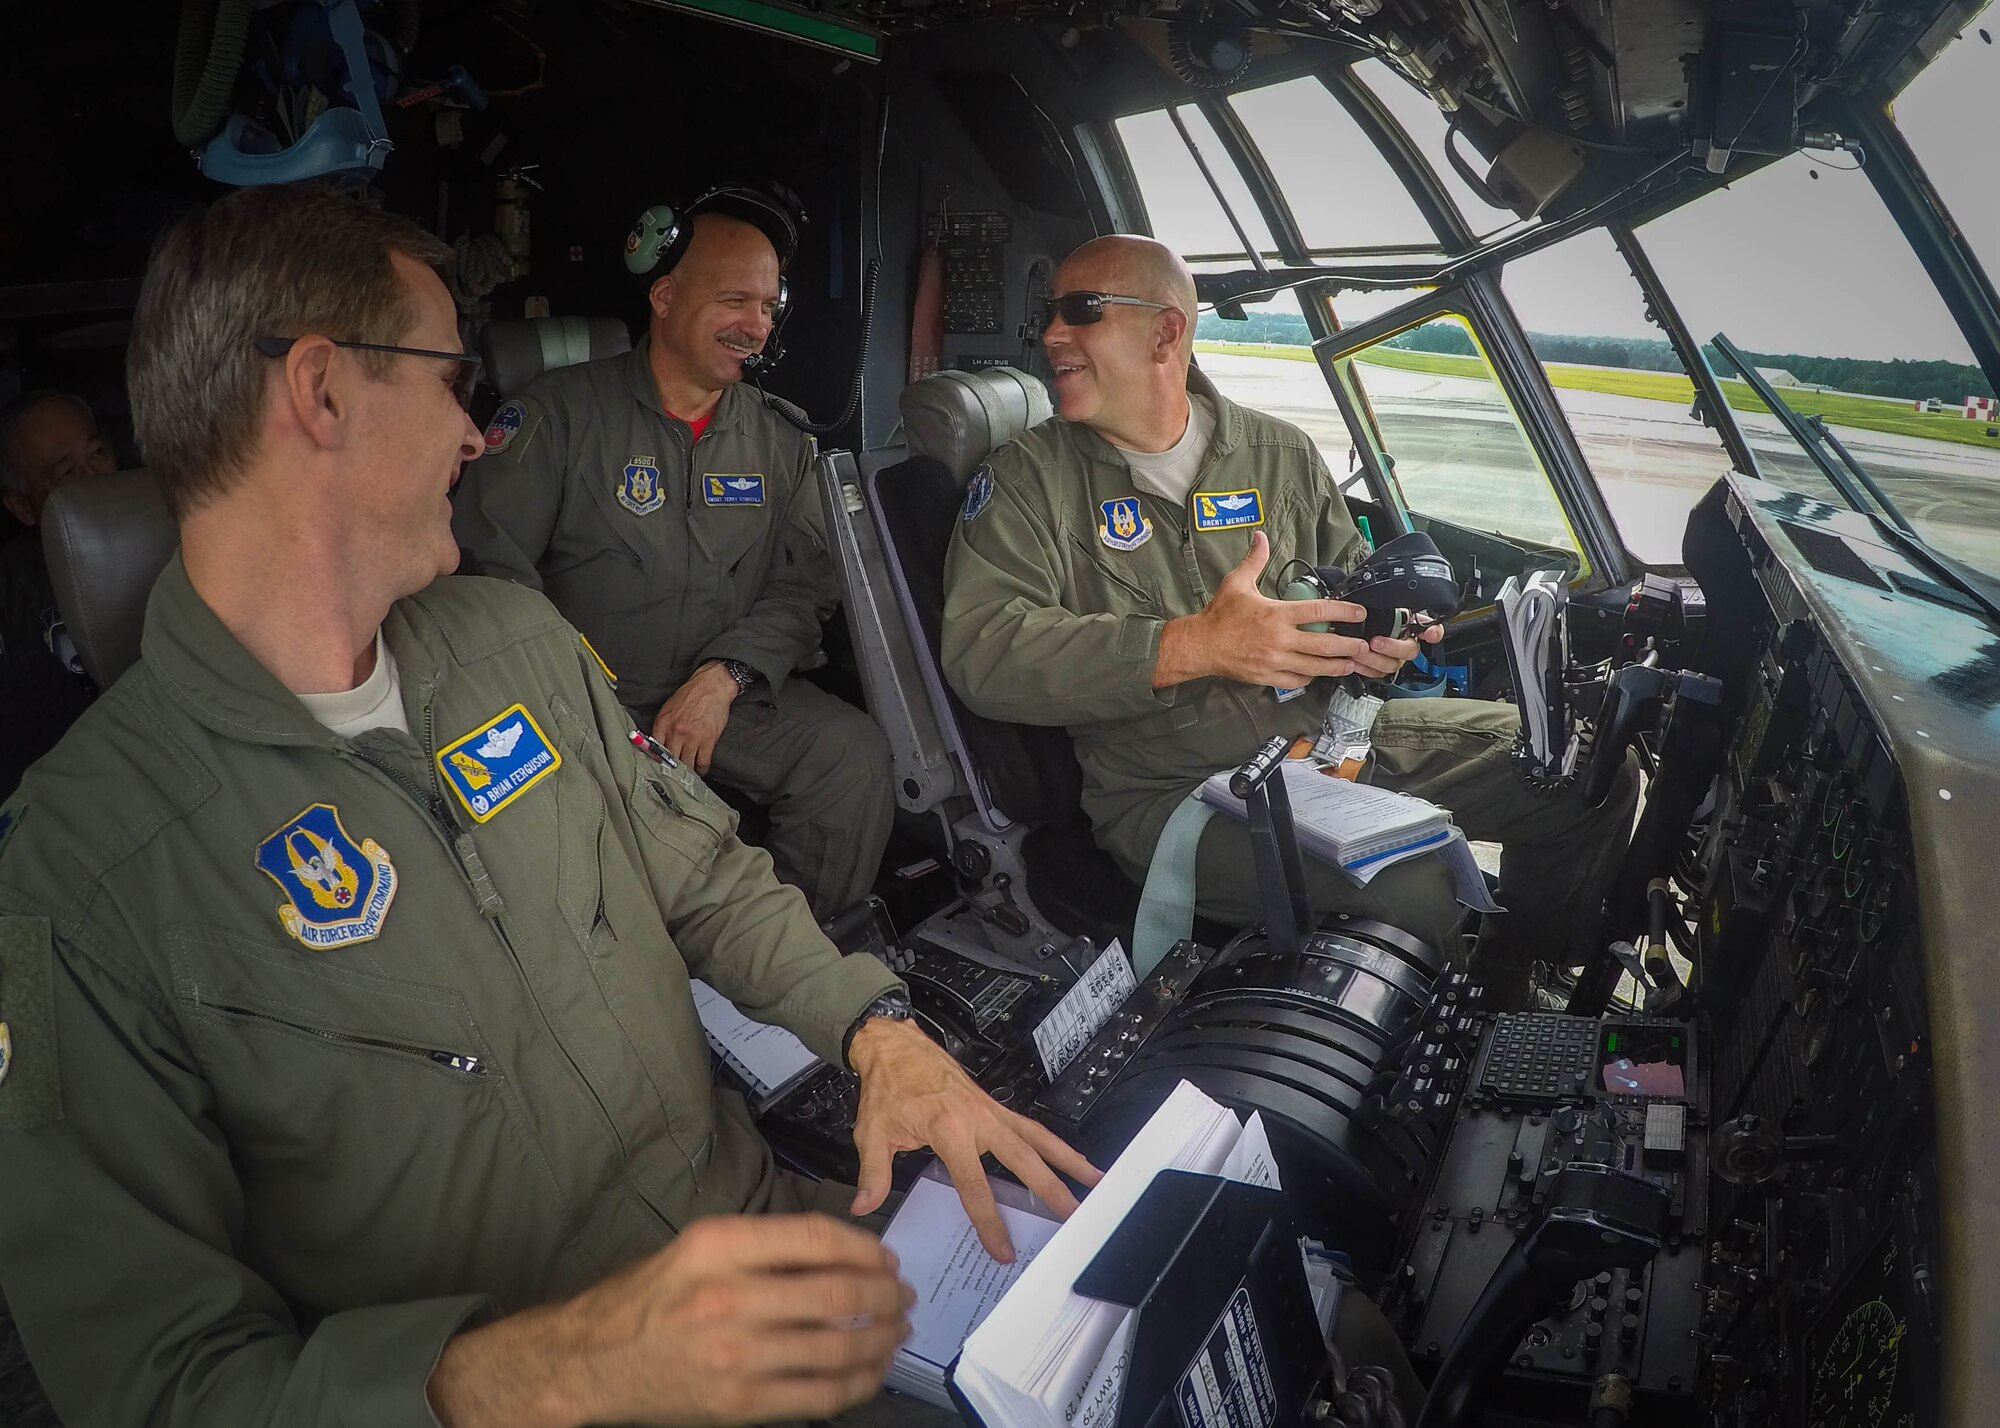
1414,1164,1672,1428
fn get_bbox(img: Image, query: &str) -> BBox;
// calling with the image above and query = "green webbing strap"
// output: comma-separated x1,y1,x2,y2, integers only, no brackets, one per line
1132,792,1216,979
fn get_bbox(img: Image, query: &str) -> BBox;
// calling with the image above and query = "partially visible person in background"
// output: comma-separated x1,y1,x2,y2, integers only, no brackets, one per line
0,389,118,653
0,389,116,798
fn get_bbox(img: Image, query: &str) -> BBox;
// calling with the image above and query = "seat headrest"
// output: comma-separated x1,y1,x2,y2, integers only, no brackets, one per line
41,469,176,689
479,317,632,400
898,368,1053,483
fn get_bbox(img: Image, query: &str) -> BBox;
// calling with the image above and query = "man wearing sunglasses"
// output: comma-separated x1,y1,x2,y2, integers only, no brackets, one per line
452,187,894,925
943,235,1639,1004
0,185,1089,1428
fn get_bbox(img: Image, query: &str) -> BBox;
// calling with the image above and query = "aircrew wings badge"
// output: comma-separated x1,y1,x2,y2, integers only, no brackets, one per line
1192,488,1264,532
255,804,398,949
619,457,665,516
437,704,563,823
1099,496,1153,552
704,473,766,506
484,400,525,455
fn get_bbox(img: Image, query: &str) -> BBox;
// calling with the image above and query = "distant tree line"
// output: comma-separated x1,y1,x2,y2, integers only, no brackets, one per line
1195,311,1996,402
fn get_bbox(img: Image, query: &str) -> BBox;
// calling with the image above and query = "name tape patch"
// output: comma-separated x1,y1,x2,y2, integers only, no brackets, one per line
704,473,766,506
1192,488,1264,531
437,704,563,823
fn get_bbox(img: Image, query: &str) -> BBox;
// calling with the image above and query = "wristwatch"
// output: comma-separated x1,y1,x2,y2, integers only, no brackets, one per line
717,658,761,694
842,987,914,1067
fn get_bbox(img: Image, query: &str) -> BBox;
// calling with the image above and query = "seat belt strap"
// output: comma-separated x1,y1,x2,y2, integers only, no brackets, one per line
1131,792,1215,979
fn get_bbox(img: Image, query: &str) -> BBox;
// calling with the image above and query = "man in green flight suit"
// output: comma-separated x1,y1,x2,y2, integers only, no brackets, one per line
453,184,892,921
942,236,1639,1002
0,185,1095,1428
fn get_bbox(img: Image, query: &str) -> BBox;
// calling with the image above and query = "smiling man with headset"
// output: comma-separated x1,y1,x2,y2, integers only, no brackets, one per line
454,183,893,921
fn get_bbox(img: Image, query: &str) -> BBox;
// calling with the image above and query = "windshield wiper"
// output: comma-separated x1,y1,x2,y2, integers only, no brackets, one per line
1710,334,1881,520
1712,332,2000,626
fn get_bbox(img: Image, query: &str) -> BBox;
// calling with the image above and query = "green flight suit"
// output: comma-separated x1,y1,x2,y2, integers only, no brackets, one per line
451,339,892,918
942,372,1638,984
0,555,902,1428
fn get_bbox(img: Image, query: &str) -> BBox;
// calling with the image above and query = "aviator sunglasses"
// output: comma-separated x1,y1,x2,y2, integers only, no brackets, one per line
1038,290,1176,329
253,335,485,409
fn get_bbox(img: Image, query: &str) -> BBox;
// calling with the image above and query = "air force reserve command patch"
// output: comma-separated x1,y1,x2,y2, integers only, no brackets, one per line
961,464,994,523
437,704,563,822
704,473,766,506
255,805,399,949
619,456,666,516
484,400,525,455
1192,488,1265,532
1100,496,1153,552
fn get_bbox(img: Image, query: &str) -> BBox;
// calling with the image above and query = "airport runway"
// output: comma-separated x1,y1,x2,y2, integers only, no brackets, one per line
1199,352,2000,571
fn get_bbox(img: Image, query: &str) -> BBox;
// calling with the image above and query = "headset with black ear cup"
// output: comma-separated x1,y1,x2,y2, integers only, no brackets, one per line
624,182,806,372
622,182,805,276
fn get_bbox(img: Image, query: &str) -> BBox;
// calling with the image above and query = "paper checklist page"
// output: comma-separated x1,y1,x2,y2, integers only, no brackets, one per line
1031,940,1137,1078
881,1173,1061,1406
955,1081,1247,1428
687,980,821,1097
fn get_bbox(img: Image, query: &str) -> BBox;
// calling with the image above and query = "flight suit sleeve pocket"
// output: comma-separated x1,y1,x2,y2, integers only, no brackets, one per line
0,917,63,1128
631,758,738,874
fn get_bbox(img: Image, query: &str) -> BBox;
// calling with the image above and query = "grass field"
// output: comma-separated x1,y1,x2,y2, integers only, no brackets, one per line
1193,340,2000,451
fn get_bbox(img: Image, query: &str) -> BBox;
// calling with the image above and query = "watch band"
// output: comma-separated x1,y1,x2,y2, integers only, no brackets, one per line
842,988,913,1067
718,659,760,693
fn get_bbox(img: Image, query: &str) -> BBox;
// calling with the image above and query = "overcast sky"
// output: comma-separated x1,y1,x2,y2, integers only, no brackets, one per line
1127,25,1997,365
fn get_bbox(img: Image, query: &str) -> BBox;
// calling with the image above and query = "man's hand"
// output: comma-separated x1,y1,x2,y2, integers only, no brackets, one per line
652,662,740,774
848,1017,1103,1262
1154,531,1406,688
428,1214,913,1428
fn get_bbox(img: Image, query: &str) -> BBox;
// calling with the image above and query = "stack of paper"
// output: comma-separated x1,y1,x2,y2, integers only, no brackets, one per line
1198,761,1452,876
880,1171,1066,1408
687,980,821,1101
946,1082,1281,1428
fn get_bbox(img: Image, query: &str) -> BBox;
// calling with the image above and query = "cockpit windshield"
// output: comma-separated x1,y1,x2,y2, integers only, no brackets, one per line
1641,147,2000,582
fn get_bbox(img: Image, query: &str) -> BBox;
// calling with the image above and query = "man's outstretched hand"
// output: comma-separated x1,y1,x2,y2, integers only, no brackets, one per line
1154,531,1428,689
847,1017,1103,1262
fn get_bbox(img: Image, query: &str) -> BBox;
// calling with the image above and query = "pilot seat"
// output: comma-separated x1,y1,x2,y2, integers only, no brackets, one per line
819,367,1228,965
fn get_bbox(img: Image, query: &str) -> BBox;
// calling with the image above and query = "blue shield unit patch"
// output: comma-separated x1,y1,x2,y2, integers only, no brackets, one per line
254,804,399,949
437,704,563,823
618,457,665,515
704,473,766,506
1100,497,1153,552
483,400,525,455
1192,489,1264,531
961,465,994,523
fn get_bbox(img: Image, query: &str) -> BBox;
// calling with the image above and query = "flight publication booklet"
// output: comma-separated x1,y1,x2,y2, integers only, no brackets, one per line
879,1080,1280,1424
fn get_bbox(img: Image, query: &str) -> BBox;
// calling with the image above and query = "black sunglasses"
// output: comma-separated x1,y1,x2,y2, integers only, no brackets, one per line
253,335,484,409
1038,291,1176,329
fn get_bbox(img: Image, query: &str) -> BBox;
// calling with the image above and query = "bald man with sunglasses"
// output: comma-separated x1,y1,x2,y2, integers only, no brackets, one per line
943,236,1640,1003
